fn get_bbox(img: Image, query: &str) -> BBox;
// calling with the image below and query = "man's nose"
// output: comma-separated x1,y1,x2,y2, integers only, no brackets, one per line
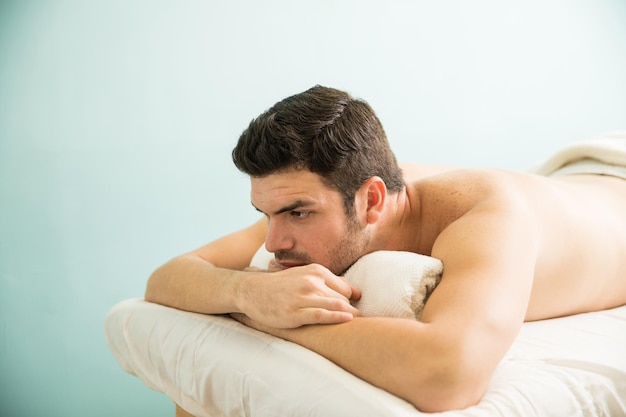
264,220,294,253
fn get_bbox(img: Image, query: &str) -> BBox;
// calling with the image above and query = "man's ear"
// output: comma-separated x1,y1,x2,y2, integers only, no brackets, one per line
362,176,386,225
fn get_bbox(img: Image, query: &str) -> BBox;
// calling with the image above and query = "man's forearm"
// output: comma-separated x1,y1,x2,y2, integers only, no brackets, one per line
145,255,247,314
234,315,488,412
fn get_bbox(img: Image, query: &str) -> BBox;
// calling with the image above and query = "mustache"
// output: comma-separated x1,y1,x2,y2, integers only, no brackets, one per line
274,250,312,264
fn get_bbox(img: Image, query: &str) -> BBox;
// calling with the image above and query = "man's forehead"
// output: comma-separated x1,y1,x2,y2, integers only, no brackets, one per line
250,170,324,194
249,170,338,211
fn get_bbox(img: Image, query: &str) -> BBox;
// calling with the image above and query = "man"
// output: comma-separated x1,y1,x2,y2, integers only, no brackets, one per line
145,85,626,412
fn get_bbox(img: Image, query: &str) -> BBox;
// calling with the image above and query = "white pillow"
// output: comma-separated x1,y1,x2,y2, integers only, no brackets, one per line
250,247,443,320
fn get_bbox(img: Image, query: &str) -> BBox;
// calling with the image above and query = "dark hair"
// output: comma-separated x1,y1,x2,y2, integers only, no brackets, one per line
232,85,404,214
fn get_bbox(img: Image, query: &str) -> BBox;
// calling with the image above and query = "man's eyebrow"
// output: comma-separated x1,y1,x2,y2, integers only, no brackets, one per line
252,199,316,216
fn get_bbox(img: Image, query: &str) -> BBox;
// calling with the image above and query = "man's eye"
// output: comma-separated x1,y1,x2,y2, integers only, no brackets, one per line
290,211,309,219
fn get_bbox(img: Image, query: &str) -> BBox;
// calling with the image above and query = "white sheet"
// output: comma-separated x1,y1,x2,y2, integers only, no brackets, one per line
105,299,626,417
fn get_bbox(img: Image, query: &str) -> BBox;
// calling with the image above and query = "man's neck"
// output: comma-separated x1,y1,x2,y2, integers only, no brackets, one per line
373,186,428,255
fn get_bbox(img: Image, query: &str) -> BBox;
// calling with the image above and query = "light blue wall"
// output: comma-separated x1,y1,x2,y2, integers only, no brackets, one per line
1,1,625,416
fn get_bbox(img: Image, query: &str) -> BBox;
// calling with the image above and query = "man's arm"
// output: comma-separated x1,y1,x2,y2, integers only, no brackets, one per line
231,314,484,412
233,200,540,412
144,219,266,314
144,219,361,328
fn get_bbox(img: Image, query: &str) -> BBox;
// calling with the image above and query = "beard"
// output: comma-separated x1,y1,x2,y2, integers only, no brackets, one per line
273,212,370,276
328,213,371,276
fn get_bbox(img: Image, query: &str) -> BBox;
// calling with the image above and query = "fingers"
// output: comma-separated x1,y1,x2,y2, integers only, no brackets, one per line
291,264,362,317
231,307,355,330
305,295,361,317
348,284,362,301
300,308,355,325
324,274,361,302
237,263,363,329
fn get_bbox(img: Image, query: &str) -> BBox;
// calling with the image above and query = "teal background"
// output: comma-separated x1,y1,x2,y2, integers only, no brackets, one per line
1,1,625,416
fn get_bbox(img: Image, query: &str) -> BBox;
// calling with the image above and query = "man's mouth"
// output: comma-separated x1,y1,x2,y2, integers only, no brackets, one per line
270,259,305,270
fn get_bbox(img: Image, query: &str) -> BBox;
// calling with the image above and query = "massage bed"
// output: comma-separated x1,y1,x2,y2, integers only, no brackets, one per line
105,300,626,417
105,248,626,417
105,133,626,416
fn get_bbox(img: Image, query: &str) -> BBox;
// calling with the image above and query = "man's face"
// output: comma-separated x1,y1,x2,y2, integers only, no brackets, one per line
251,169,370,275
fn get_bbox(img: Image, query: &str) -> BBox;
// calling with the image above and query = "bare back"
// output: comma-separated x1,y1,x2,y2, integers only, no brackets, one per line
520,173,626,319
403,165,626,321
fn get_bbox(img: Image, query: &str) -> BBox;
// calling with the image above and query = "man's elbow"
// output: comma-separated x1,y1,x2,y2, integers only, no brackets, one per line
144,271,161,304
408,381,485,413
403,347,491,412
144,262,173,304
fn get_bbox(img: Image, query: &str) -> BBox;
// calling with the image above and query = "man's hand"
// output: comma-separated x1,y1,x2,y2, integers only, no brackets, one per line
235,263,361,329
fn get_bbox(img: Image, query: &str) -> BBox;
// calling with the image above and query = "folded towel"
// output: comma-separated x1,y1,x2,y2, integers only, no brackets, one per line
250,247,443,320
531,131,626,179
344,251,443,320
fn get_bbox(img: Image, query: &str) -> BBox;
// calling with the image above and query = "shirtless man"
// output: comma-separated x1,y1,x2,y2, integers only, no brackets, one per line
145,85,626,413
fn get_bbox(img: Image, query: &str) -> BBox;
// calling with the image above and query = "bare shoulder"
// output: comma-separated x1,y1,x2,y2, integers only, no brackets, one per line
406,168,626,318
399,162,460,182
414,168,626,238
409,168,529,204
